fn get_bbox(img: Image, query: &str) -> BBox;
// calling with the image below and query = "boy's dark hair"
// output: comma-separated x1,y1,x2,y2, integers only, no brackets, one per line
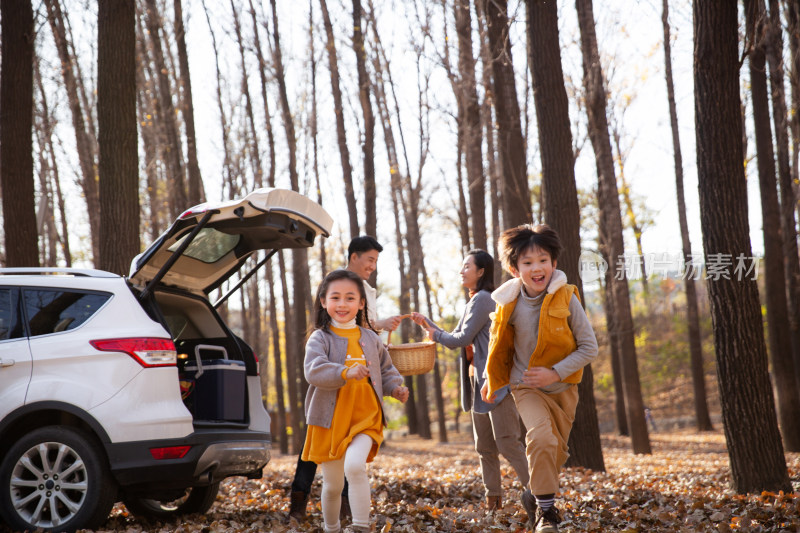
467,249,496,293
312,269,372,330
347,235,383,261
498,224,562,274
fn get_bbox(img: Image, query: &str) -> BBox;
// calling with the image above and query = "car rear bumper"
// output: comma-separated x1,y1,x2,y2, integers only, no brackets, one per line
106,428,270,490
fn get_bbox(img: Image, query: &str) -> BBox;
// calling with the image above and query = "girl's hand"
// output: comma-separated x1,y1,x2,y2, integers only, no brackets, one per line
522,367,560,388
392,386,410,403
480,382,495,404
345,363,370,380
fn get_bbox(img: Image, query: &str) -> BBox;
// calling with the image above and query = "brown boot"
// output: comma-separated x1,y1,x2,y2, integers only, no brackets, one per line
486,495,502,512
289,490,309,521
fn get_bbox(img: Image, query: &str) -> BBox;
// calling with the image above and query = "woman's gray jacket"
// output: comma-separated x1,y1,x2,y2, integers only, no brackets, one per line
430,290,508,414
304,326,404,428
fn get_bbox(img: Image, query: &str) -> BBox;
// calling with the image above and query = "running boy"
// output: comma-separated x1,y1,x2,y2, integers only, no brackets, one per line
481,224,598,533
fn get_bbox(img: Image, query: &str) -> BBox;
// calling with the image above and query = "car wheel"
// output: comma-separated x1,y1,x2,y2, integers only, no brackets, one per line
123,483,219,519
0,426,117,533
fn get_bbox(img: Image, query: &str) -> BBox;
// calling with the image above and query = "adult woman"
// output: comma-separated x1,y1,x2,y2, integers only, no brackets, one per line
411,250,530,513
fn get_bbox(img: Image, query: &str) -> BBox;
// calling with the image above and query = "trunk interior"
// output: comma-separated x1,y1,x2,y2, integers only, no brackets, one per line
143,288,254,427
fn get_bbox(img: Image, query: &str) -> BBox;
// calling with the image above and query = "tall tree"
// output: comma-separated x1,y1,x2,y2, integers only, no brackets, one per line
97,0,139,275
454,0,486,251
1,0,39,267
144,0,187,219
744,0,800,452
575,0,651,454
526,0,604,471
693,0,791,493
319,0,359,238
354,0,376,238
661,0,713,432
43,0,100,263
766,0,800,393
270,0,313,451
174,0,205,205
479,0,530,229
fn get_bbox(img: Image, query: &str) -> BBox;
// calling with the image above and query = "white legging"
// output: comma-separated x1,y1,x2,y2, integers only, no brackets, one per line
320,433,373,532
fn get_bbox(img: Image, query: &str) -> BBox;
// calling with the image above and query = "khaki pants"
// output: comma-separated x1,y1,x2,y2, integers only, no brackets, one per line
511,384,579,495
472,394,530,497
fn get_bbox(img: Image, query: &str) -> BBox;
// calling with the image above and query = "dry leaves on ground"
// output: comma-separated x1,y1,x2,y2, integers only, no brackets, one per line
79,430,800,532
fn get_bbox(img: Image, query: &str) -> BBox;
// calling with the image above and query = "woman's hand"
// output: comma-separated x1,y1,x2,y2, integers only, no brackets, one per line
522,367,560,388
392,386,410,403
480,382,496,404
409,312,428,326
345,363,370,380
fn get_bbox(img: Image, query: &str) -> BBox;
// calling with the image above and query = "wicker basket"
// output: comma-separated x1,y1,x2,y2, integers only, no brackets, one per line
386,331,436,376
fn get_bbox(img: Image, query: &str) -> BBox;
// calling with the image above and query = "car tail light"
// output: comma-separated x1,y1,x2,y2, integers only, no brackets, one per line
253,352,260,374
150,445,191,460
90,338,177,367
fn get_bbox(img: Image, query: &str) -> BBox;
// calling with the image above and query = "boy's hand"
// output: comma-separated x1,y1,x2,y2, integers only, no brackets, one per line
480,382,496,404
392,386,410,403
522,367,560,388
345,363,370,380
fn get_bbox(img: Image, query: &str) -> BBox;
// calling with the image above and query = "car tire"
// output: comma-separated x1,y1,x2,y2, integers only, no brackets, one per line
122,482,219,519
0,426,117,533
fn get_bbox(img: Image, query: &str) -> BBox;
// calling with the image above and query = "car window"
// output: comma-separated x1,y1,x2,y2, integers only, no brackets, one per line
0,288,22,341
24,289,112,337
167,228,240,263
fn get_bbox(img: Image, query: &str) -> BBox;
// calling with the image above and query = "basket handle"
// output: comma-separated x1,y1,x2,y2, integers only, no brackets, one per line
386,314,414,345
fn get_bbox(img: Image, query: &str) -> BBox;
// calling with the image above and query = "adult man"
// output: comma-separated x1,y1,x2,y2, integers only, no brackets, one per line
289,235,402,522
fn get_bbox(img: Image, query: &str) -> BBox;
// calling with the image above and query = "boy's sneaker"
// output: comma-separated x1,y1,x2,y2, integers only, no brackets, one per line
533,505,562,533
521,489,538,525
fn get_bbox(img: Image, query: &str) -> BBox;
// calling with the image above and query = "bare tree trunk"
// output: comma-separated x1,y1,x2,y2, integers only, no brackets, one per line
527,0,604,471
135,25,164,242
174,0,205,205
575,0,650,454
694,0,790,494
34,55,72,267
1,0,39,268
788,1,800,211
308,1,327,274
766,0,800,394
319,0,359,238
144,0,187,218
354,0,376,239
455,0,486,251
744,0,800,452
97,0,139,276
44,0,100,264
249,0,287,452
479,0,530,229
602,251,628,436
661,0,713,432
270,0,312,449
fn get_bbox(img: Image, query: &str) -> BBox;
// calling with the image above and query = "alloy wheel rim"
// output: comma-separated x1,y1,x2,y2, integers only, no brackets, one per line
9,441,88,528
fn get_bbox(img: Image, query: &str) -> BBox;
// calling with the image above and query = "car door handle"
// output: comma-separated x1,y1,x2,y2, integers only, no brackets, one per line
0,359,14,368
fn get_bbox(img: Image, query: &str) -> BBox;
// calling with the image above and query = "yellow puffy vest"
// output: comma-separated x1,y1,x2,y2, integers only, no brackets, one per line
485,284,583,399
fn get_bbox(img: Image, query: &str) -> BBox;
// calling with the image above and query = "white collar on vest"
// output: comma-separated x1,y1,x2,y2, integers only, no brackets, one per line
491,269,567,306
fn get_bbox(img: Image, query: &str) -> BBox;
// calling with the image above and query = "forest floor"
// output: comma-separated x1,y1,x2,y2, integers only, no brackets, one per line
84,427,800,533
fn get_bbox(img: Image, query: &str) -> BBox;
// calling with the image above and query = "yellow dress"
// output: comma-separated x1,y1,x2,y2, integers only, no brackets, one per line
302,326,384,463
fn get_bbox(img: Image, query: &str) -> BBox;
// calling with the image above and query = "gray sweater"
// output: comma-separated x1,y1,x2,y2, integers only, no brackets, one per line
303,326,404,428
430,290,508,414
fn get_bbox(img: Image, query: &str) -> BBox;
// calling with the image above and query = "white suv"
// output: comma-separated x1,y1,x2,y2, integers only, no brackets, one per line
0,188,333,532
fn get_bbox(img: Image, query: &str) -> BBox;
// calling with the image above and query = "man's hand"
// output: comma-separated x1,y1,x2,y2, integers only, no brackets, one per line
345,363,370,380
392,386,410,403
381,315,404,332
480,382,496,404
522,367,560,388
